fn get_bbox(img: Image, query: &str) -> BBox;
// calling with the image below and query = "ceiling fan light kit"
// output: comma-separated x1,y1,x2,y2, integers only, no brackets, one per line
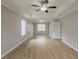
41,7,47,11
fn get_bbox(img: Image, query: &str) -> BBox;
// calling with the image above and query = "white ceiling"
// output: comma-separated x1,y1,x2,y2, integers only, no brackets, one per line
1,0,77,22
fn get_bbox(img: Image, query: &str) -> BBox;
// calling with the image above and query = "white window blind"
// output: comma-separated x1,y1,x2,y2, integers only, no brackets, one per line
37,24,45,31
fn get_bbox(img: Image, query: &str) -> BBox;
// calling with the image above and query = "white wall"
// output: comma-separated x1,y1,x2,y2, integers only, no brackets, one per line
1,5,33,57
61,9,78,51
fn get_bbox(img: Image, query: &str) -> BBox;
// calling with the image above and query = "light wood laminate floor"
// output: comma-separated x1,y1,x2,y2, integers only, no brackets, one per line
2,35,78,59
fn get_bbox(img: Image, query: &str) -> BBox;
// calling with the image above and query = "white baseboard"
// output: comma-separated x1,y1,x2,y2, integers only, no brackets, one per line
1,34,33,58
62,40,78,52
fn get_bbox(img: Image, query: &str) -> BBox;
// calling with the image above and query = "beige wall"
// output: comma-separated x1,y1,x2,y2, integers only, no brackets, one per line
34,23,49,35
1,5,33,57
61,9,78,51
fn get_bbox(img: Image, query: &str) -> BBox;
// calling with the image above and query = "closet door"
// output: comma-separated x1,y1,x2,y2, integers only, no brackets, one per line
51,22,61,39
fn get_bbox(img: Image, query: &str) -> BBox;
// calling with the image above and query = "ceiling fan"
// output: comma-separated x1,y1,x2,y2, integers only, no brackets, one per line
31,0,56,13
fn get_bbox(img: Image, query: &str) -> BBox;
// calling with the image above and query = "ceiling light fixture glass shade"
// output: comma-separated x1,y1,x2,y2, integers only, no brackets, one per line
41,7,46,11
41,4,47,11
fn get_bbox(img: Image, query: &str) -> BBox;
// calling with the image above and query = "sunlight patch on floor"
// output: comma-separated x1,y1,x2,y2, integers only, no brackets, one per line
29,36,46,47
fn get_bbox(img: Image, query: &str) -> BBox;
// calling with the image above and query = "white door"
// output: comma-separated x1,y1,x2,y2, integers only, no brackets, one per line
50,21,61,39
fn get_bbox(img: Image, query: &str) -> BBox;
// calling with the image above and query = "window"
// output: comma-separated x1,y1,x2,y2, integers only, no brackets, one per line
37,24,45,31
21,20,26,36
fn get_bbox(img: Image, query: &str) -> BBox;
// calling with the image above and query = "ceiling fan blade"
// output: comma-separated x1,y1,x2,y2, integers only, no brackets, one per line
48,6,56,8
31,4,40,7
45,10,48,13
45,0,48,4
41,0,48,6
41,1,44,6
36,9,40,11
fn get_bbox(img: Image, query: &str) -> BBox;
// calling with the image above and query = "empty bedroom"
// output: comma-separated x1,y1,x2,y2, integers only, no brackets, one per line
1,0,78,59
